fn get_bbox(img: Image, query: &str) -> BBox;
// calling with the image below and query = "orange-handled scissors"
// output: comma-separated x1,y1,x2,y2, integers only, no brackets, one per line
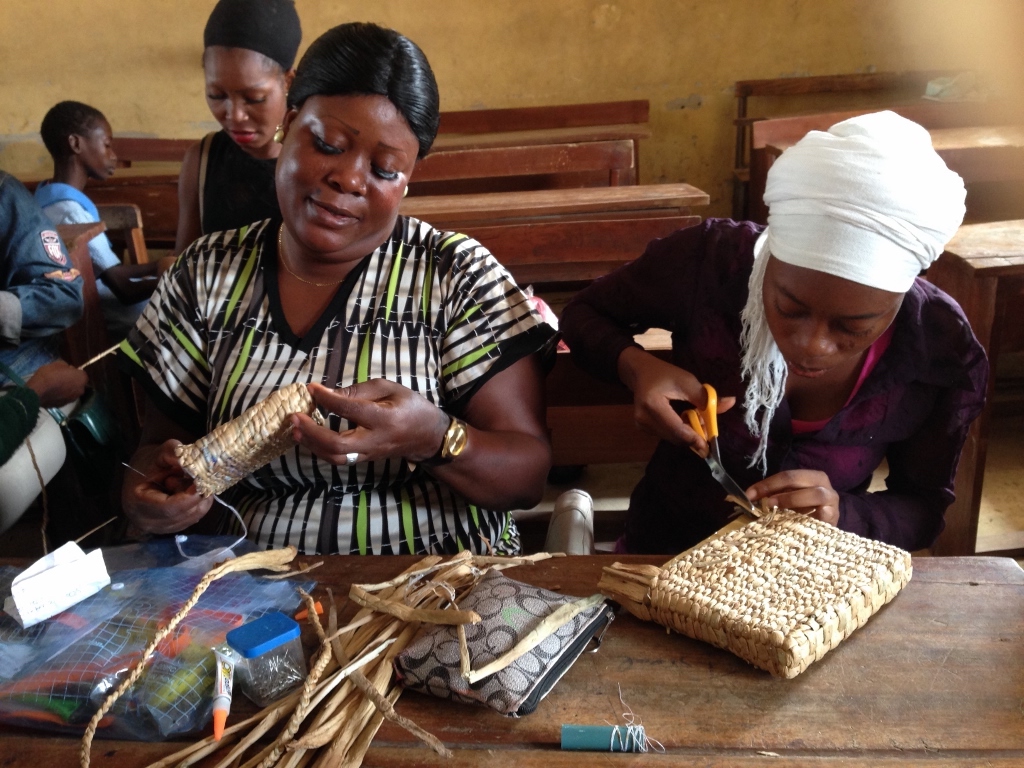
683,383,758,516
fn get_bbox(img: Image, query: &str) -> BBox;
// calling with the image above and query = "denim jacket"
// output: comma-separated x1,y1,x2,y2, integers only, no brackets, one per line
0,172,83,380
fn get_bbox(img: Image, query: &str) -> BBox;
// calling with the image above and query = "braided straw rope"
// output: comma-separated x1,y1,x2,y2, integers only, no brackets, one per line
79,547,298,767
141,551,559,768
176,382,325,497
599,510,912,678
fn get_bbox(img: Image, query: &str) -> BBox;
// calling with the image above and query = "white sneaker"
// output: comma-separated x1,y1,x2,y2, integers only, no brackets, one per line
544,490,595,555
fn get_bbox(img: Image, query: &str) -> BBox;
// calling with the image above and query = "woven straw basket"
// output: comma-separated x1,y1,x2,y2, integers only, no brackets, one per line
599,510,912,678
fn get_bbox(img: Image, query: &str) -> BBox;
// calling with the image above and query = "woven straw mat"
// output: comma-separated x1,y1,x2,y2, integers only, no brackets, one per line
620,510,911,678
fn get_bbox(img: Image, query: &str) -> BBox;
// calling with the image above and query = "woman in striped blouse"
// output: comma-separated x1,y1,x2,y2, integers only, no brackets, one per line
120,23,556,555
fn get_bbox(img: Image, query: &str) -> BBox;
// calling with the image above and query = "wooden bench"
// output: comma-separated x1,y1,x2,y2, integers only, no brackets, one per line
69,170,179,248
461,214,697,289
95,203,149,265
54,222,140,448
457,213,691,468
109,100,651,164
96,100,652,244
732,71,957,217
545,343,666,467
74,180,707,250
400,182,708,229
925,220,1024,557
747,101,1020,223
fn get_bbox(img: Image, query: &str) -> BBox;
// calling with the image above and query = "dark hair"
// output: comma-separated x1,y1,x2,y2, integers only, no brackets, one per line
203,0,302,71
288,23,440,158
40,101,106,160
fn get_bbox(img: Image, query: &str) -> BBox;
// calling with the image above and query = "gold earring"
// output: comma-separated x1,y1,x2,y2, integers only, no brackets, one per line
273,125,285,143
402,186,409,198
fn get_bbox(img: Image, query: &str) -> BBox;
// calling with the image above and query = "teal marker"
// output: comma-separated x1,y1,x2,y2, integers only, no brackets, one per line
561,724,646,752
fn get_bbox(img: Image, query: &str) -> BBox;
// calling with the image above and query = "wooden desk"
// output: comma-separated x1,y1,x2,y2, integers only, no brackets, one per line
746,102,1024,223
73,130,668,247
109,99,651,164
1,554,1021,766
400,183,709,229
765,124,1024,185
928,124,1024,184
926,220,1024,556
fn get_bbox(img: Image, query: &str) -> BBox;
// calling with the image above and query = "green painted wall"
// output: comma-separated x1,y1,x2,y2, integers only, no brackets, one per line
2,0,1021,216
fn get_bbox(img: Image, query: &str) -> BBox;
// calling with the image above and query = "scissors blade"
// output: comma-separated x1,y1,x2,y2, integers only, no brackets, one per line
705,454,758,516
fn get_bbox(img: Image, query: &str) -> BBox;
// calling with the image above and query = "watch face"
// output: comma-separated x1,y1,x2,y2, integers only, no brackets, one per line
443,419,468,459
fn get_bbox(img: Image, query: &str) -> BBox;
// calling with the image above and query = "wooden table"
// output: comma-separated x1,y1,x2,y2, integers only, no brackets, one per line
2,554,1022,766
926,220,1024,556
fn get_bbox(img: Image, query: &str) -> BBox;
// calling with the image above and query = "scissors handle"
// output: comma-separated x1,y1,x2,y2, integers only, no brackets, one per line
684,383,718,441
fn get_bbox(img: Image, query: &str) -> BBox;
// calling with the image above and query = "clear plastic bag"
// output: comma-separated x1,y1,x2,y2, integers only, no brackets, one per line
0,537,314,740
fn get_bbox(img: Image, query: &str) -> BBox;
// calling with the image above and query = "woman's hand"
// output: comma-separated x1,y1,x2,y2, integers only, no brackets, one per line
617,346,735,455
745,470,840,526
121,440,215,534
26,360,88,408
290,380,449,465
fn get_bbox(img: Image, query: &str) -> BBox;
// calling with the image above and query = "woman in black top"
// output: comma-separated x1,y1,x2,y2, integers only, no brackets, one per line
174,0,301,254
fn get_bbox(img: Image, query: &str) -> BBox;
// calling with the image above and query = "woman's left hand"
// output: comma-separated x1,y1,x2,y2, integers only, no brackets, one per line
745,469,840,526
290,380,450,465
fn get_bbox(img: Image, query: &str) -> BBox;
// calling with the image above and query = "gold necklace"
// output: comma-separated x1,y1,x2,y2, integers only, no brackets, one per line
277,225,345,287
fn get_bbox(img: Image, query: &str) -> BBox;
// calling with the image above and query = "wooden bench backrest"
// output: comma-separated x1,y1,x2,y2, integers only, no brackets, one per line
750,101,1005,151
110,100,652,165
410,139,635,194
437,100,649,134
731,70,961,218
461,214,697,288
96,203,149,265
735,71,947,101
462,213,690,467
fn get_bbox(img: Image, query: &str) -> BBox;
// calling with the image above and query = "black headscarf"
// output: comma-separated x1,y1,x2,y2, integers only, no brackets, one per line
203,0,302,70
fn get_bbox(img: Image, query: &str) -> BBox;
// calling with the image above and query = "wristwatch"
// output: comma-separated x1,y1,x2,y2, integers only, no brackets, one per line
439,416,469,461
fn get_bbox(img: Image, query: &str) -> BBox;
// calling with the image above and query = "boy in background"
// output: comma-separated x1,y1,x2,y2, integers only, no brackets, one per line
35,101,174,338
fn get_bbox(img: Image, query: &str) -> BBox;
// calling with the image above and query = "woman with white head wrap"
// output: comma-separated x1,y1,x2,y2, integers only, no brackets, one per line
561,111,988,554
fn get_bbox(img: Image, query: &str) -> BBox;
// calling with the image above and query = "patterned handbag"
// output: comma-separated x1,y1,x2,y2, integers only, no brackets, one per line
394,569,614,716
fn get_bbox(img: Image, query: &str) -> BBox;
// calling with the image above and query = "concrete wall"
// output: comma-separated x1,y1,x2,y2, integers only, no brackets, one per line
2,0,1021,216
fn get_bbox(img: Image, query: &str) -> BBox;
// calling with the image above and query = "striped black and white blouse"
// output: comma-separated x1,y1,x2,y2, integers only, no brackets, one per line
120,216,555,555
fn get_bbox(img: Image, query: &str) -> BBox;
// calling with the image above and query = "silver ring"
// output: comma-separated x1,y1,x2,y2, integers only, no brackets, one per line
345,452,359,466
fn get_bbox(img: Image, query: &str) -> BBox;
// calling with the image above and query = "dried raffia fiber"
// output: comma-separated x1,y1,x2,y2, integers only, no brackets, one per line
176,382,325,497
599,509,912,679
79,547,298,768
144,551,562,768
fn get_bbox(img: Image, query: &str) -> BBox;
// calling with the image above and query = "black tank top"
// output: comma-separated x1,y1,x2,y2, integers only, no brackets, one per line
201,131,280,235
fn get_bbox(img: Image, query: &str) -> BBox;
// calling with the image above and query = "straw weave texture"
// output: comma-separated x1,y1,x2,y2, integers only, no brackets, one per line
175,382,324,497
601,510,912,678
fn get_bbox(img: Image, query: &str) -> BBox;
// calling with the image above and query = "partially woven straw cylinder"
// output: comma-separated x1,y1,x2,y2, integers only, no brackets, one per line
175,382,324,497
599,510,912,678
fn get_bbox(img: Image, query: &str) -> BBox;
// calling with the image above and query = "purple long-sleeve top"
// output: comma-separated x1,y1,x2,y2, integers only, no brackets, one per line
561,219,988,554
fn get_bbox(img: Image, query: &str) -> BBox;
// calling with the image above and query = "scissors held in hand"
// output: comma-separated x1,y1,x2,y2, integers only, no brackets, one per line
683,383,758,517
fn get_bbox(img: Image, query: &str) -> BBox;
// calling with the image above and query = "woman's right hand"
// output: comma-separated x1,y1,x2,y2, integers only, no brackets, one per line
121,440,215,534
617,346,735,455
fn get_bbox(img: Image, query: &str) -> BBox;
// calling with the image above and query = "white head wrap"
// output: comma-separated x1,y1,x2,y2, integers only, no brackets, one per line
740,111,966,472
763,110,966,292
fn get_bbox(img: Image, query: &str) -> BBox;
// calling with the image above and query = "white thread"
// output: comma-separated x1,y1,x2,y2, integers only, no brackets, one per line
173,495,247,559
610,684,664,754
122,462,248,558
608,724,647,752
